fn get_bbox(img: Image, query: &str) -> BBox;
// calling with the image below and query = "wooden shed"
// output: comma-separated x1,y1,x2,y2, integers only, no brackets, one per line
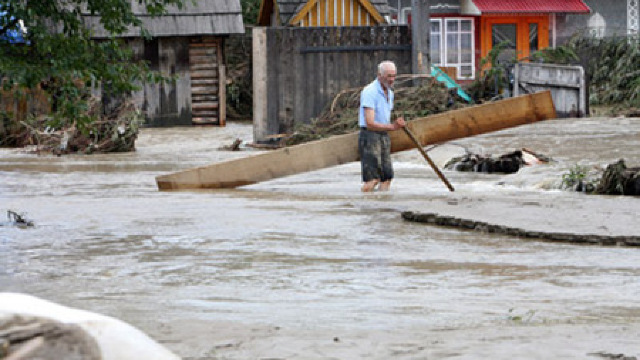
258,0,391,26
82,1,245,126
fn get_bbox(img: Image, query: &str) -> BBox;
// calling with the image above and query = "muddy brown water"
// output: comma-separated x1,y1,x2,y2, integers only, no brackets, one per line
1,118,640,359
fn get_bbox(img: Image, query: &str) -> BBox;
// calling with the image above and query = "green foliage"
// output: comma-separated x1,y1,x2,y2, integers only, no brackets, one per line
468,34,639,109
240,0,261,25
466,41,517,101
0,0,184,132
528,45,579,64
562,164,590,189
225,33,253,119
561,164,602,193
567,35,640,107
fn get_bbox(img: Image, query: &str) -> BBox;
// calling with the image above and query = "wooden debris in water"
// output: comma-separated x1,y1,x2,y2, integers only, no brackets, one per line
444,148,551,174
2,97,141,155
6,210,34,227
218,138,243,151
595,159,640,196
402,211,640,247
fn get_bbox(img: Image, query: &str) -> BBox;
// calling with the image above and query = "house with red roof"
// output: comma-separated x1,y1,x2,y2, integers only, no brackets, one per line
391,0,592,80
257,0,638,81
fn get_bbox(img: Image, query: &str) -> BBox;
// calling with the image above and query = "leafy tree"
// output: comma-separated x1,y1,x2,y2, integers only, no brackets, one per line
240,0,261,25
0,0,184,132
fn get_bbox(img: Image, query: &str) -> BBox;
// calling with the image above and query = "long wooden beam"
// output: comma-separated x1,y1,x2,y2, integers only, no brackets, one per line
156,91,556,190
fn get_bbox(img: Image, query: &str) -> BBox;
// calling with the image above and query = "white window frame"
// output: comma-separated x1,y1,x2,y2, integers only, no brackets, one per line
443,17,475,80
430,18,443,66
430,17,475,80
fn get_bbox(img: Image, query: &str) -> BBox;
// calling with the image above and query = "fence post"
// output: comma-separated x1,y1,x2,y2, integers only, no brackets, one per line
252,27,268,142
411,0,431,75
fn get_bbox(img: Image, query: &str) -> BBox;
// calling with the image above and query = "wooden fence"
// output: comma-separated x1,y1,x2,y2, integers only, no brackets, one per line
253,26,411,142
514,63,587,118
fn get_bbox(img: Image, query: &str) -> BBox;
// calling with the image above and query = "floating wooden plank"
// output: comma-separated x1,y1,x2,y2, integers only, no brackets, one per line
156,91,557,190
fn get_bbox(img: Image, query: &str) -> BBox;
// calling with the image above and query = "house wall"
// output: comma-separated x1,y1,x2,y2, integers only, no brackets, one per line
129,37,193,127
557,0,630,43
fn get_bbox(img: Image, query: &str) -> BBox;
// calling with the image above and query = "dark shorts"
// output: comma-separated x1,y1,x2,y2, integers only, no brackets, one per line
358,128,393,182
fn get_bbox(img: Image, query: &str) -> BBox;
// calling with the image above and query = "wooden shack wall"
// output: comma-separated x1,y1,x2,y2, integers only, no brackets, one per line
0,87,50,145
127,37,193,127
253,26,412,142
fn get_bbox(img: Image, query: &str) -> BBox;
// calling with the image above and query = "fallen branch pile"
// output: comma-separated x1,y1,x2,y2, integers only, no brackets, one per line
285,77,468,146
2,97,142,155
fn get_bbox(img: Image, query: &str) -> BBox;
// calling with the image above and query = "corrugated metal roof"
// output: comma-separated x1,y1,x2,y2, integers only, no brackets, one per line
472,0,590,14
83,0,245,38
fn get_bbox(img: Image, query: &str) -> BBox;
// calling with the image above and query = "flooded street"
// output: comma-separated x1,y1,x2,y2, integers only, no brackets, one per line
2,117,640,359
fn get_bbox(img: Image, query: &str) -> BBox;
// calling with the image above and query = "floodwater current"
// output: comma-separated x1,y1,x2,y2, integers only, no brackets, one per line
1,118,640,359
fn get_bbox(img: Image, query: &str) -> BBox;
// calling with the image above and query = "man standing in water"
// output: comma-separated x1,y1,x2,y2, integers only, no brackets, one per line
358,60,406,192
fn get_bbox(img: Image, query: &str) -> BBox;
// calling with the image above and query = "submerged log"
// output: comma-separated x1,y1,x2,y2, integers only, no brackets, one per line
156,91,557,190
401,211,640,247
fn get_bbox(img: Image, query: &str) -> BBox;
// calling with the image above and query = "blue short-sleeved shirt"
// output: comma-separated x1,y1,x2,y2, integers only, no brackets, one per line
358,79,394,128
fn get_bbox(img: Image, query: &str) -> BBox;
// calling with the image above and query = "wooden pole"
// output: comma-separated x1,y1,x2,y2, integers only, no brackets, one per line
402,125,455,192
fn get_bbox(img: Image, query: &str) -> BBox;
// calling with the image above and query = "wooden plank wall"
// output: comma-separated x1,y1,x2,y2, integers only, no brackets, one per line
189,36,226,126
0,87,50,122
128,37,193,127
255,26,411,142
126,36,225,127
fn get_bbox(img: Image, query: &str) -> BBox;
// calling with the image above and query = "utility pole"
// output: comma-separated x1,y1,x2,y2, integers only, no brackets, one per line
411,0,431,75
